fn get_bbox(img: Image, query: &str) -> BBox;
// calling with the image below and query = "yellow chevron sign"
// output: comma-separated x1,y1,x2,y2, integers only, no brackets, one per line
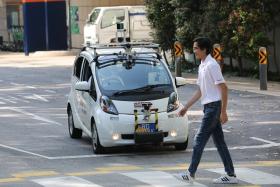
259,47,267,65
213,44,222,62
174,41,183,57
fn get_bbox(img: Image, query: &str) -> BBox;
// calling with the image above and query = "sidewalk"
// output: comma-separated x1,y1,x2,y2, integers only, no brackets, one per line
180,72,280,97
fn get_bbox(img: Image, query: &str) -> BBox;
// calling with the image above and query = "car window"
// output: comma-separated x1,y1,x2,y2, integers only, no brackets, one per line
101,9,125,28
81,59,92,82
74,57,84,79
89,8,100,23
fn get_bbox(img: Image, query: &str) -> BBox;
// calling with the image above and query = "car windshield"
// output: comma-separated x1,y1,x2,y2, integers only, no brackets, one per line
96,59,174,100
89,9,100,23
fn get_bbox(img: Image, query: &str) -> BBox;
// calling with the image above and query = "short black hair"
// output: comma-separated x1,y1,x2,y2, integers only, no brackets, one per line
193,37,212,55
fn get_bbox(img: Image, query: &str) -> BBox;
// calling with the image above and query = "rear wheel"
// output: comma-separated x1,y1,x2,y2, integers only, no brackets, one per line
68,107,82,139
175,138,188,151
91,122,104,154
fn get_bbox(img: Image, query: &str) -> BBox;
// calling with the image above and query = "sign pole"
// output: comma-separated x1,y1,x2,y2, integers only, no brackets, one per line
174,41,183,77
259,47,268,90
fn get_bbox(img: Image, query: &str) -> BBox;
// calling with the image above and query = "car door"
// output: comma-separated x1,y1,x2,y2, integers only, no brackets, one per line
72,56,84,126
79,59,98,131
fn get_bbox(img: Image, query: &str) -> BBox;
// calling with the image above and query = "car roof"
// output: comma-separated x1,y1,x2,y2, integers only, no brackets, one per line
81,43,162,64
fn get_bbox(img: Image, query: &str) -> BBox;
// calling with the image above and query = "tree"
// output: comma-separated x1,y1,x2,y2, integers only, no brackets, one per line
263,0,280,76
145,0,177,65
170,0,208,51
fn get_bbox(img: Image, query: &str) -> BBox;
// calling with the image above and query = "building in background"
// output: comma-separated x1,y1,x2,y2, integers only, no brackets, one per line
0,0,23,47
0,0,144,51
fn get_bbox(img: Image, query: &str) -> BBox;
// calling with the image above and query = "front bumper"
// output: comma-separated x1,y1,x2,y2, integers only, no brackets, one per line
95,109,189,147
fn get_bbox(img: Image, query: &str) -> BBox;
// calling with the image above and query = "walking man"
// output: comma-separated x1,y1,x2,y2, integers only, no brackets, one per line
178,37,238,184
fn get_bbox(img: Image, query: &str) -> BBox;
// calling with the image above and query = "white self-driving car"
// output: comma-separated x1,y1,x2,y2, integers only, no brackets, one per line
67,43,189,154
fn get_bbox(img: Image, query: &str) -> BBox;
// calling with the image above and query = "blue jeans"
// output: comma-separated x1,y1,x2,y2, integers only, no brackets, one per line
188,101,235,177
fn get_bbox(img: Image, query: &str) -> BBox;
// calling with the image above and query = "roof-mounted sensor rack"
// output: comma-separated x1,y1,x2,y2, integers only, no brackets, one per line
82,42,162,63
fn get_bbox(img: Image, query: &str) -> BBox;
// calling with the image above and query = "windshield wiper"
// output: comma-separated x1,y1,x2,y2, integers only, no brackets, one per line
113,84,169,96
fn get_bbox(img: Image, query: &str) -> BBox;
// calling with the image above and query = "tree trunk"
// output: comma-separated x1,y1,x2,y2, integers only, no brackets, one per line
229,56,234,71
273,26,280,76
171,49,175,68
193,53,197,66
163,50,169,66
237,56,243,76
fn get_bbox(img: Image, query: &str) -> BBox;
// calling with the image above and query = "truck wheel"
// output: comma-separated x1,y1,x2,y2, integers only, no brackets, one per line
68,107,82,139
91,122,104,154
175,138,188,151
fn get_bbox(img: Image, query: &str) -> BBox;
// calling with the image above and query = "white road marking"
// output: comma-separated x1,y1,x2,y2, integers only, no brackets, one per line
191,120,230,133
45,89,56,93
24,94,49,102
46,153,136,160
0,96,17,103
250,137,278,145
32,176,102,187
222,129,230,133
121,171,206,186
10,82,24,86
207,168,280,185
0,143,49,159
0,107,63,126
7,96,30,103
256,121,280,125
188,110,203,116
9,96,30,103
26,86,36,89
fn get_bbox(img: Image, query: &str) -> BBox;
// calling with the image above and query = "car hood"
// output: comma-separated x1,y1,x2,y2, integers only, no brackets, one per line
112,98,169,114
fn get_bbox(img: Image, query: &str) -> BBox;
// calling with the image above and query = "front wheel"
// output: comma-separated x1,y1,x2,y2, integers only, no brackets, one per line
91,122,104,154
68,107,82,139
174,138,188,151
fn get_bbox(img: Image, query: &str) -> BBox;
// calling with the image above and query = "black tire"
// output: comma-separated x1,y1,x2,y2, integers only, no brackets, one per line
91,122,104,154
175,138,188,151
68,107,82,139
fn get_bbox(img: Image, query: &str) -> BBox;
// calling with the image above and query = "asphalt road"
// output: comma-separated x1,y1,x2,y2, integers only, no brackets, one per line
0,55,279,187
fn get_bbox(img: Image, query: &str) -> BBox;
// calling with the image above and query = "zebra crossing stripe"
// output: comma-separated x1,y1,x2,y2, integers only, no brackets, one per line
207,168,280,185
32,176,102,187
121,171,207,187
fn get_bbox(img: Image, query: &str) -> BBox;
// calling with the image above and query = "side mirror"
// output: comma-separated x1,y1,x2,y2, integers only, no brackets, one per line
175,77,188,88
75,81,90,92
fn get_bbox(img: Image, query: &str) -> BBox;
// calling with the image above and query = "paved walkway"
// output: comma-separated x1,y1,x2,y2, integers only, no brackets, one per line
180,72,280,97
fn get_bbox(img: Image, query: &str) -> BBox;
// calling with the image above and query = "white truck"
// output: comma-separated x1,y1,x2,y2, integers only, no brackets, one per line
84,6,153,45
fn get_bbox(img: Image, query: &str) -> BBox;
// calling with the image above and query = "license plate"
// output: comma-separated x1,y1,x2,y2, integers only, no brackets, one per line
135,123,157,133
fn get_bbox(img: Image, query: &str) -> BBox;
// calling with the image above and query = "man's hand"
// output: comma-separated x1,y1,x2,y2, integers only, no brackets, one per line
220,111,228,124
178,106,188,117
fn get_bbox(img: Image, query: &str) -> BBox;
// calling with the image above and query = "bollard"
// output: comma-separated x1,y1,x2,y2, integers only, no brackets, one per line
213,43,223,70
259,47,268,90
174,41,183,77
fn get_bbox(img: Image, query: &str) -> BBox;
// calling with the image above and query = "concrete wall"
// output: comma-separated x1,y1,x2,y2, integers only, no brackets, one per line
67,0,144,48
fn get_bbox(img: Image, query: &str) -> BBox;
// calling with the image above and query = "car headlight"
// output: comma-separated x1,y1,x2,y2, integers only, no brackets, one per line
167,92,179,113
100,96,118,115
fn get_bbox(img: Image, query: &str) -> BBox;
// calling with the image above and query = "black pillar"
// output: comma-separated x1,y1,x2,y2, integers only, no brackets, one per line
23,0,67,55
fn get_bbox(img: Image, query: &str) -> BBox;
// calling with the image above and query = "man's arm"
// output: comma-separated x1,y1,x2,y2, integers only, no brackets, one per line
178,88,201,116
218,83,228,124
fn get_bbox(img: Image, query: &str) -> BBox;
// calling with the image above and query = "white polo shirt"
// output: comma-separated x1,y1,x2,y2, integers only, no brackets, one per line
197,54,225,105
